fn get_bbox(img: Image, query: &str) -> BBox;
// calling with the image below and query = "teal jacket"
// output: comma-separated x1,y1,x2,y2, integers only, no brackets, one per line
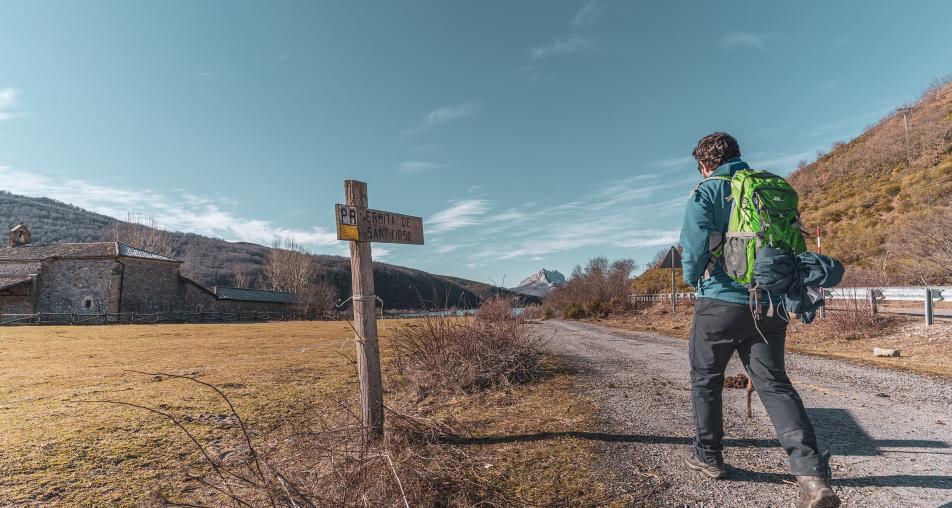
679,158,775,306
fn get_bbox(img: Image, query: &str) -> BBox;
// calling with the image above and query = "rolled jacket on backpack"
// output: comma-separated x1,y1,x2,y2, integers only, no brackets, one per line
753,247,798,294
753,248,845,323
796,252,845,288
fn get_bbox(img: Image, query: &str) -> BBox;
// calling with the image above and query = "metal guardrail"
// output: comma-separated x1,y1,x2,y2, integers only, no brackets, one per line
629,286,948,326
827,286,948,302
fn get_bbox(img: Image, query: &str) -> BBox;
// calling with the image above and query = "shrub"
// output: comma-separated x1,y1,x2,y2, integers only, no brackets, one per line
562,304,585,320
392,298,545,396
817,289,902,340
545,256,637,319
585,299,609,318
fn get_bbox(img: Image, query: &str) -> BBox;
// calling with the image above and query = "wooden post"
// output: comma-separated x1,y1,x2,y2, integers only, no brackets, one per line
925,287,934,326
868,289,878,315
346,180,385,440
670,246,677,313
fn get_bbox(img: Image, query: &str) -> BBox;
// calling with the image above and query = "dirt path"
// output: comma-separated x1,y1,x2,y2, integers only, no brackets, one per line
538,320,952,507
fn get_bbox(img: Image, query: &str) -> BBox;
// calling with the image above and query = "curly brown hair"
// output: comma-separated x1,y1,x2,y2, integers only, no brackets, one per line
692,132,740,173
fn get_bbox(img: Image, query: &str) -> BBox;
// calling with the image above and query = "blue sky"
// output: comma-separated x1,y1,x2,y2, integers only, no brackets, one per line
1,1,950,284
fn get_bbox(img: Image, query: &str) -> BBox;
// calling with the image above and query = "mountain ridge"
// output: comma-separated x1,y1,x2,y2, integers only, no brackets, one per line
510,269,566,297
0,190,525,309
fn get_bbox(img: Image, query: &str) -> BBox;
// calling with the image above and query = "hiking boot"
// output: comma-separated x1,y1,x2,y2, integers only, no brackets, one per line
795,476,840,508
684,451,726,479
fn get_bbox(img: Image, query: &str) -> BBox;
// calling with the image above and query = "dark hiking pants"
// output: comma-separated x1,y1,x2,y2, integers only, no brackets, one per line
689,297,830,477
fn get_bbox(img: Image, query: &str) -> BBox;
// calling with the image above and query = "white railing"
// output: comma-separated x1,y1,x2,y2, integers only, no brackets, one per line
827,286,948,302
628,292,697,303
629,286,948,326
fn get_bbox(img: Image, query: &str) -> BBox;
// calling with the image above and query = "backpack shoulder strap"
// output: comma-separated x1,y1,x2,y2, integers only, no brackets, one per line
690,175,732,197
691,175,732,278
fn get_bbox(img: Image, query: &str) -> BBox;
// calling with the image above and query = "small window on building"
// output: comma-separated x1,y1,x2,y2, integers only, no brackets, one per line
82,296,94,310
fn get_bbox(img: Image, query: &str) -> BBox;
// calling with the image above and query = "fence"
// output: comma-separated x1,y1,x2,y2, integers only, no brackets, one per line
0,310,328,326
629,293,696,304
629,286,948,326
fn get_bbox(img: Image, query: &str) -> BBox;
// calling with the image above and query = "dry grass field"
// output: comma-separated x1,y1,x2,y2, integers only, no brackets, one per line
0,320,618,506
0,321,365,505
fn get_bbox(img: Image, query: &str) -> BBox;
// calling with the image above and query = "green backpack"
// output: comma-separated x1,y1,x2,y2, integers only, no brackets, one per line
706,169,807,286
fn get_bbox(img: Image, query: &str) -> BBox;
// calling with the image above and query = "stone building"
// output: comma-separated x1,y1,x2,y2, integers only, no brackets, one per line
0,224,295,315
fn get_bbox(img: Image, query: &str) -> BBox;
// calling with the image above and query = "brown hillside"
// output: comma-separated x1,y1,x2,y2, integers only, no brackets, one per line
788,78,952,284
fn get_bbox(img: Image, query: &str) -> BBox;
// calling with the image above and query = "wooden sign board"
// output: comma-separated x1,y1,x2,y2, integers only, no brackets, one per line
336,204,425,245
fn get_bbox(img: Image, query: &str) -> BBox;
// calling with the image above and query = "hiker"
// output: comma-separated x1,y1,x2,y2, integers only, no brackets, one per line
679,132,840,508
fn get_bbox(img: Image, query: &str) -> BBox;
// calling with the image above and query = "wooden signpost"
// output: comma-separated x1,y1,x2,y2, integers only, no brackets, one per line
337,180,424,440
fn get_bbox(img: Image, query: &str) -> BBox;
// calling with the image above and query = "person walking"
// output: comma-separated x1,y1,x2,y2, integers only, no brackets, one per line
679,132,840,508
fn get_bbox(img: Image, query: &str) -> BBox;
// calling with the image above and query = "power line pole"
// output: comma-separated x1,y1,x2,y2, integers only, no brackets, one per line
898,106,913,165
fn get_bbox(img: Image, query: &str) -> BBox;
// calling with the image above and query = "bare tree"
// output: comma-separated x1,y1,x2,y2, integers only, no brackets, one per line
233,266,254,289
264,237,339,315
892,207,952,284
112,213,179,258
264,237,316,294
303,279,339,317
544,256,638,317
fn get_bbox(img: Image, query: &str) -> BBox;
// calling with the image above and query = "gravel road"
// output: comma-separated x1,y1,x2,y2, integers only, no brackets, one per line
539,320,952,507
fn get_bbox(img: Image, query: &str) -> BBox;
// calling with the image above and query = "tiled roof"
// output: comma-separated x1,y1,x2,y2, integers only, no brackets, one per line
0,242,180,262
117,244,180,262
213,286,296,303
0,275,32,291
0,242,118,261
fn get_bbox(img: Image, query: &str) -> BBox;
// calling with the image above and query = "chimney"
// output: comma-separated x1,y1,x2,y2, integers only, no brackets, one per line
8,224,31,249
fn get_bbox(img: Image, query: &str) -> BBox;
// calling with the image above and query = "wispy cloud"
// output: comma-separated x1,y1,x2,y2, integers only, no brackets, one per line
718,32,767,52
0,88,16,108
426,103,478,126
421,171,691,268
427,198,491,234
0,165,340,250
614,229,680,249
398,161,446,174
571,0,601,26
405,103,479,135
435,244,461,254
650,156,695,170
529,36,594,62
194,71,228,81
0,88,25,121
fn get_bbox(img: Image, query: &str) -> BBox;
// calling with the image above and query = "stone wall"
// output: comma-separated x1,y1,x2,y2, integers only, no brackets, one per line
18,257,297,315
0,281,33,314
35,258,113,313
118,258,182,313
178,276,217,311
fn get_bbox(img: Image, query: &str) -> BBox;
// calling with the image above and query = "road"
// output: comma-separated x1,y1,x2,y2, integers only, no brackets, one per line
539,320,952,507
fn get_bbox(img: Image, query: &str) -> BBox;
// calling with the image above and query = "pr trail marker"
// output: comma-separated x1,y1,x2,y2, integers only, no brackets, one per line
335,180,424,440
